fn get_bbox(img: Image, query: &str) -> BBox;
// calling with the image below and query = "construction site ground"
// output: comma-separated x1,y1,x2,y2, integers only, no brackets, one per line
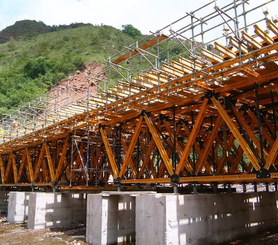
0,214,87,245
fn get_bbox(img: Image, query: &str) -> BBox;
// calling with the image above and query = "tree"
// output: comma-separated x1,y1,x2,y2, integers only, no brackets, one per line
121,24,142,38
23,58,51,79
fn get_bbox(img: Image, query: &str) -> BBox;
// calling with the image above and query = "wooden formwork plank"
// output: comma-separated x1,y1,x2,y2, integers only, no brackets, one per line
214,42,236,58
241,30,262,49
201,48,223,63
179,173,258,183
267,19,278,37
170,60,193,74
178,56,203,70
112,34,168,64
229,36,248,54
141,71,169,84
254,24,274,45
161,64,184,77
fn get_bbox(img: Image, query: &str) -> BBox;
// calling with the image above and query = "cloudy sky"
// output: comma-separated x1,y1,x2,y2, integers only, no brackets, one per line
0,0,277,34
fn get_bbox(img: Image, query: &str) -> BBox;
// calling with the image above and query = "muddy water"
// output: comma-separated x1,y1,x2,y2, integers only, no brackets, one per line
0,216,88,245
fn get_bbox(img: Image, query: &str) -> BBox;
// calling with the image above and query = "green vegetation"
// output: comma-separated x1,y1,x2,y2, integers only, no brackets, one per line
0,21,141,117
122,24,142,38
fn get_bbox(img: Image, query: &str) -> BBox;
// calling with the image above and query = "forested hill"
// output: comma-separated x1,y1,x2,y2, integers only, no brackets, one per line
0,20,142,117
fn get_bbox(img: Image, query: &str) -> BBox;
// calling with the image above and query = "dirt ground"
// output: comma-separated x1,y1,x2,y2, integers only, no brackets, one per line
0,216,88,245
225,229,278,245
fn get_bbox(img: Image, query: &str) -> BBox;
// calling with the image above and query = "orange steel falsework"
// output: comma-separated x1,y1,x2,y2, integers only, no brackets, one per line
0,0,277,191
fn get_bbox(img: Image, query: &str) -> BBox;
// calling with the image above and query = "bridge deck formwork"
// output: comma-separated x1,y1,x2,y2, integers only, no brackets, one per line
0,0,277,192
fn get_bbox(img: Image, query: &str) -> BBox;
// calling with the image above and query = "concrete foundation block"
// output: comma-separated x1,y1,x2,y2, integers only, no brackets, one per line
136,192,278,245
27,192,86,230
7,191,29,223
86,193,135,245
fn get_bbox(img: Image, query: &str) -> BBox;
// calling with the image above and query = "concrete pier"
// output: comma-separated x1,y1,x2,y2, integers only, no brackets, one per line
86,193,136,245
27,192,86,229
0,191,9,214
136,192,278,244
7,192,29,223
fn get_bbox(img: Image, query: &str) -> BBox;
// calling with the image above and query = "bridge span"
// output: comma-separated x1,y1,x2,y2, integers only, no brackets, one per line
0,0,277,193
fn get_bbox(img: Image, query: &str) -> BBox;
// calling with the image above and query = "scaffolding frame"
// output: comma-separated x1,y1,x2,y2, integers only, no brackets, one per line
0,0,277,192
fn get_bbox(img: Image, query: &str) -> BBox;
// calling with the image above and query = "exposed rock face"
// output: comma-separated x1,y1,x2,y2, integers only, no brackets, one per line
48,63,105,112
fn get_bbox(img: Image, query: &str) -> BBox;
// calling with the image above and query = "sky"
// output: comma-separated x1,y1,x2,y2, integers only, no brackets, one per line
0,0,277,35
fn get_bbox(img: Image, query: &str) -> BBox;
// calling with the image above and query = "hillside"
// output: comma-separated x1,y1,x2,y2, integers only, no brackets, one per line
0,21,142,117
0,20,51,43
0,20,91,43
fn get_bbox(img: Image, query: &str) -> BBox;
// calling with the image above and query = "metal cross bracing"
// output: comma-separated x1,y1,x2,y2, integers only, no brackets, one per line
0,0,277,192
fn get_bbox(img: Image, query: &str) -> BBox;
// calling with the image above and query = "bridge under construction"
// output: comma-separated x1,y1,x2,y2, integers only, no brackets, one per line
0,0,277,192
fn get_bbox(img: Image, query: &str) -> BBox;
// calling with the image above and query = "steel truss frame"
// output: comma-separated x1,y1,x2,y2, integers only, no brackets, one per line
0,0,277,191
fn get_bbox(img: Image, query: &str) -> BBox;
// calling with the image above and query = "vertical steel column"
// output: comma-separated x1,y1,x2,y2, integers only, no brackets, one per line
116,126,122,171
233,0,240,38
86,93,90,186
69,117,76,186
191,110,196,175
255,84,265,166
172,106,177,171
270,90,277,138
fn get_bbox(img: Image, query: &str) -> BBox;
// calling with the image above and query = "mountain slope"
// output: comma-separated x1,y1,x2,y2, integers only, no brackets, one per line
0,22,141,117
